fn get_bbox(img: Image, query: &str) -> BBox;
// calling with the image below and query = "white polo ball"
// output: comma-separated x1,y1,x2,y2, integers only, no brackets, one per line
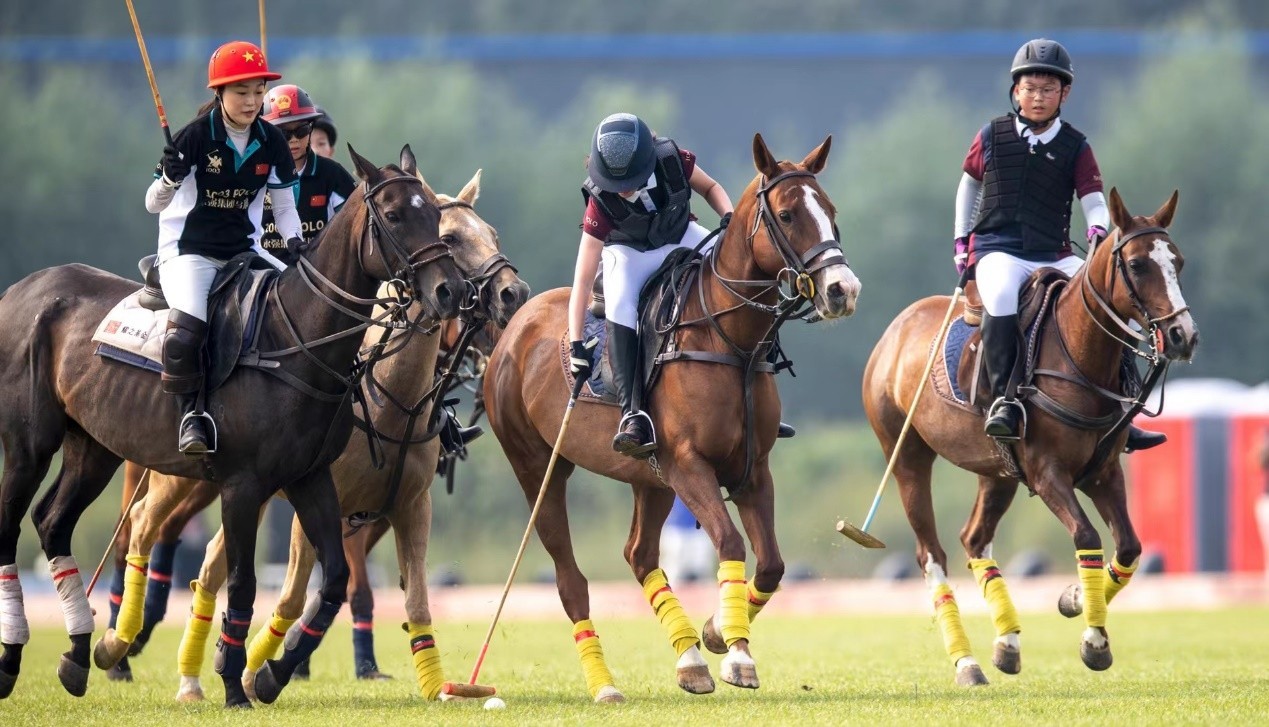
484,696,506,710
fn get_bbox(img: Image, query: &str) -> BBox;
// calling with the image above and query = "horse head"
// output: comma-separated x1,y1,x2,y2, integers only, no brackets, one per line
738,133,861,320
345,144,463,321
1086,187,1198,361
402,151,531,329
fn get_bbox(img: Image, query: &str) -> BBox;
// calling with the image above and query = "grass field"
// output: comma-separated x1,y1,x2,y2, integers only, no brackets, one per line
3,608,1267,725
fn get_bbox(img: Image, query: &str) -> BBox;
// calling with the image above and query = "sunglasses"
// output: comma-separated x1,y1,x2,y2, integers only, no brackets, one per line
280,122,313,140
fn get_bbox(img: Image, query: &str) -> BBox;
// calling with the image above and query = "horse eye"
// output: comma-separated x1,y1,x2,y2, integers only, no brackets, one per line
385,211,401,224
1127,258,1147,274
778,210,792,224
441,234,457,246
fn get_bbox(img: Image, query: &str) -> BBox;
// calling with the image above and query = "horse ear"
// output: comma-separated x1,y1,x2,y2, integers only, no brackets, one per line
752,133,780,178
413,169,438,201
457,169,482,206
1152,189,1180,229
801,135,832,174
347,144,381,184
399,144,418,177
1107,187,1131,231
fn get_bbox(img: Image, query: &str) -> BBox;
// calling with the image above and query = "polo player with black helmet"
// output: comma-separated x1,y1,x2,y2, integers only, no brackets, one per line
145,40,303,454
953,38,1165,450
566,114,735,458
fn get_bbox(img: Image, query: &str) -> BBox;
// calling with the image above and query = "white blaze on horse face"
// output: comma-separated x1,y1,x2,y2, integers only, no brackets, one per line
802,185,861,317
801,186,839,258
410,194,424,208
1147,239,1197,343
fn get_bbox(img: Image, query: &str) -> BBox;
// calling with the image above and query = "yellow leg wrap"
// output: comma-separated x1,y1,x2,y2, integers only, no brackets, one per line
572,619,616,699
406,623,444,700
115,554,149,643
246,612,296,672
177,581,217,677
716,560,749,647
745,579,776,623
968,558,1021,637
1076,549,1108,628
641,569,700,656
932,584,973,663
1103,555,1138,606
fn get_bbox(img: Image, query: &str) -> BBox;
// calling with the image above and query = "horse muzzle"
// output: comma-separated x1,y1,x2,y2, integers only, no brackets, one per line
490,276,531,329
1159,311,1199,362
814,262,861,320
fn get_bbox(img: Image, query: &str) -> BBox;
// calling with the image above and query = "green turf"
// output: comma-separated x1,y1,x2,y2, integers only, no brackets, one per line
3,608,1267,725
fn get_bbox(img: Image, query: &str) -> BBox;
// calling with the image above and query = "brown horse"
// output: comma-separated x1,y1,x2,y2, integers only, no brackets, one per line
861,188,1197,686
93,171,527,705
483,134,860,701
0,146,464,705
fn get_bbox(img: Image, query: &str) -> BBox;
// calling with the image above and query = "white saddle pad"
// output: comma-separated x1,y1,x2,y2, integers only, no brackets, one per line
92,291,167,368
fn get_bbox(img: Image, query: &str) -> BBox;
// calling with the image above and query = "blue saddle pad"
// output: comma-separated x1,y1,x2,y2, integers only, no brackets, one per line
943,316,974,404
583,311,609,397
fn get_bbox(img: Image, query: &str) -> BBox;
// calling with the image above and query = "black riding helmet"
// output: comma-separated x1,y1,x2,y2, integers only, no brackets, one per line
1009,39,1074,127
587,113,656,194
312,106,337,147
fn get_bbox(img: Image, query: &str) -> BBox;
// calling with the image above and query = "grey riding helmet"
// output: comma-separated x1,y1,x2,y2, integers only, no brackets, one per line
1011,38,1074,84
587,113,656,194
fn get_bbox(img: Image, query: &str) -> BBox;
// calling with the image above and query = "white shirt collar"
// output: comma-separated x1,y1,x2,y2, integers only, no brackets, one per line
1014,116,1063,146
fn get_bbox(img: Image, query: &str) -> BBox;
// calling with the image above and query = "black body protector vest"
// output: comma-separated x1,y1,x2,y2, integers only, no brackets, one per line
582,138,692,253
973,115,1087,252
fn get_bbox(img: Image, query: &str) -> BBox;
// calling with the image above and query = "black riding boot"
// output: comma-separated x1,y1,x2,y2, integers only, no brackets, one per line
1118,347,1167,452
981,313,1022,440
162,310,211,455
608,322,656,459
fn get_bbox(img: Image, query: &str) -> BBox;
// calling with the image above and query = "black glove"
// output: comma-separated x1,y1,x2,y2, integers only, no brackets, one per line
161,145,190,185
286,236,309,257
569,339,595,380
718,211,733,230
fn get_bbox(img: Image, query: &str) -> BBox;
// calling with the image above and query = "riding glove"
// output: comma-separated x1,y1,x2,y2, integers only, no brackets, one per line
953,236,970,275
718,211,733,230
569,339,594,381
161,144,190,186
286,236,309,257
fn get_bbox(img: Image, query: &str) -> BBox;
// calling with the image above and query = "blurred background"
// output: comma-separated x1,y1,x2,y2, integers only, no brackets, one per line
2,1,1266,591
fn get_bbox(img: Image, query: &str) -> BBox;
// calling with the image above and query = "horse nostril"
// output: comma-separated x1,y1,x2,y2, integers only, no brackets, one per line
827,282,846,302
500,286,518,307
1169,325,1185,347
435,282,454,309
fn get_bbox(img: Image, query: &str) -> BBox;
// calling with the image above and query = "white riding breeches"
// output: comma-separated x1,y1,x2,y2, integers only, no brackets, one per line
975,252,1084,317
158,254,227,322
601,221,712,329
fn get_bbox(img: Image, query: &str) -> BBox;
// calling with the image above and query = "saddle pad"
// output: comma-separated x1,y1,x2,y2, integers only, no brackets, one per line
942,316,974,404
92,290,166,369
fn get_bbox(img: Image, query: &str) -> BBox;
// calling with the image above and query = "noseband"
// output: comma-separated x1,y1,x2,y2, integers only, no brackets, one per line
751,170,845,302
1080,225,1189,361
436,199,519,316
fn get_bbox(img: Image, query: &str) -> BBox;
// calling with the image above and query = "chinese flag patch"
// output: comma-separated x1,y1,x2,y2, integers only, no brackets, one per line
105,320,120,334
310,194,327,207
255,163,270,175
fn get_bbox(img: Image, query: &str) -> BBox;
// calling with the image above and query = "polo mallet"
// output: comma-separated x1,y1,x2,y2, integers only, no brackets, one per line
837,269,972,549
258,0,268,56
124,0,174,146
85,468,151,600
440,339,596,700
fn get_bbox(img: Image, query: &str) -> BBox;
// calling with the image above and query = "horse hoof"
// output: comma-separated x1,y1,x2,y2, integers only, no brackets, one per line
58,653,90,697
106,657,133,682
720,649,759,689
175,677,205,703
1080,628,1113,671
677,664,715,694
701,616,727,655
223,678,252,709
993,642,1021,675
954,662,990,687
254,662,284,705
241,669,258,702
355,670,393,681
1058,584,1083,618
594,685,626,704
93,630,129,670
0,669,17,699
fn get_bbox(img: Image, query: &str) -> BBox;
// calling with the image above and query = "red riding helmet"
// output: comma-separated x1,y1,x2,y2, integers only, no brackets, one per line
207,40,281,89
262,85,322,124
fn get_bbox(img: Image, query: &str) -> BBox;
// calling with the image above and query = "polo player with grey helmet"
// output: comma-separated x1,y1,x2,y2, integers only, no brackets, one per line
953,38,1165,451
566,113,735,458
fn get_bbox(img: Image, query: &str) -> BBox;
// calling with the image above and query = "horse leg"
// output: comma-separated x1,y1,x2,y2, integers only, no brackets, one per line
667,453,757,690
94,472,189,670
253,471,348,706
388,487,451,700
892,432,987,686
0,440,56,699
135,480,218,655
174,524,229,703
31,426,122,697
212,482,272,709
242,512,312,700
1031,471,1113,671
103,461,145,683
346,524,388,680
960,476,1023,675
625,483,712,694
1058,463,1142,619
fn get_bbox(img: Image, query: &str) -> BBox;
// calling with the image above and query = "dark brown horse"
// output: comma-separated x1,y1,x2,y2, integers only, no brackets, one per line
483,134,860,702
862,189,1197,686
0,146,464,706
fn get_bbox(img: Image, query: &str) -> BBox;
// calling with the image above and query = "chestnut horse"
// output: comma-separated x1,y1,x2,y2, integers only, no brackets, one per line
0,146,464,705
862,189,1198,686
91,170,526,706
483,134,860,701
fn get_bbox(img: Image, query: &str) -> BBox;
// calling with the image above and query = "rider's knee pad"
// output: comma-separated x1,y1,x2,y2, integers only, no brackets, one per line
161,310,208,394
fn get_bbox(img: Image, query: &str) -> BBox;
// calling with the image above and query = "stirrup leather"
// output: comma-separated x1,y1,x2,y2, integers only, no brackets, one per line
179,410,219,454
985,397,1026,441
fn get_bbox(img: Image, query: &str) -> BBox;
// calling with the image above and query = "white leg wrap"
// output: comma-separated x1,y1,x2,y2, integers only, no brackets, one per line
676,645,707,669
0,564,30,645
48,556,95,636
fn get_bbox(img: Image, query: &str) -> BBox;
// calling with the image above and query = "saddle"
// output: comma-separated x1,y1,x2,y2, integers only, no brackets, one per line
931,267,1070,411
93,252,279,392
